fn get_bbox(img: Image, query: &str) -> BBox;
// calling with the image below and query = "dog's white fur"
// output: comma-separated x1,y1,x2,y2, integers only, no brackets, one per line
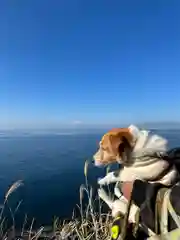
97,125,179,220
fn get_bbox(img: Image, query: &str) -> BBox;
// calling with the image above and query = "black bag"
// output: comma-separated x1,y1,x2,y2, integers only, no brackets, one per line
131,180,180,234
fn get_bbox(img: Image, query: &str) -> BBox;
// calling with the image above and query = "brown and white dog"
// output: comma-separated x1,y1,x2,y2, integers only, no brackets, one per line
93,124,178,185
93,125,179,220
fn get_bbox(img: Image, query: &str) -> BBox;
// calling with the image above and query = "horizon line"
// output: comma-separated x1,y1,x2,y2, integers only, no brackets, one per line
1,121,180,131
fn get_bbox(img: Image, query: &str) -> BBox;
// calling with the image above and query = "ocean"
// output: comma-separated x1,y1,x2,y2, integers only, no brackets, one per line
0,129,180,228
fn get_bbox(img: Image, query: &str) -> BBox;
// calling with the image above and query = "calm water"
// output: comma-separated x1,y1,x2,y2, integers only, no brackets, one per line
0,129,180,227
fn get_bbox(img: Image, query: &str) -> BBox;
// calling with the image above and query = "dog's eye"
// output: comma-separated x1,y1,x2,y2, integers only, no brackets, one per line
100,145,106,151
99,141,107,151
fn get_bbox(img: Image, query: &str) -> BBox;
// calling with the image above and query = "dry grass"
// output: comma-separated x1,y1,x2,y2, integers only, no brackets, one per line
0,161,113,240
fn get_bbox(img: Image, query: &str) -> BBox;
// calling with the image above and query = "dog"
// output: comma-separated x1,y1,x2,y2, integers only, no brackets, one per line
93,124,179,186
93,125,179,220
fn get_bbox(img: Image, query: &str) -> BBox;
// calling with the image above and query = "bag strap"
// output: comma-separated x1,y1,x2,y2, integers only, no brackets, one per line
155,187,168,234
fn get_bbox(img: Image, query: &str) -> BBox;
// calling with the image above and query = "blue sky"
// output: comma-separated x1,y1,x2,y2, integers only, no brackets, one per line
0,0,180,129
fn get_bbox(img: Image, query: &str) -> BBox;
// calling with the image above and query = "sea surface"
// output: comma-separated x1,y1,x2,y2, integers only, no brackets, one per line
0,129,180,228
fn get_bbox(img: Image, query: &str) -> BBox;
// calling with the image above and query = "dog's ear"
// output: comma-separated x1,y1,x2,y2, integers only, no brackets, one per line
107,134,122,156
103,129,133,161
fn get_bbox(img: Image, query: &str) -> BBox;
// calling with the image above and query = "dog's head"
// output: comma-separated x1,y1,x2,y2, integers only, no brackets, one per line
93,127,135,167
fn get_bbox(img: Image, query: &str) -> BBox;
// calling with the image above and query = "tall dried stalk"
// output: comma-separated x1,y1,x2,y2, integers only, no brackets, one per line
0,163,112,239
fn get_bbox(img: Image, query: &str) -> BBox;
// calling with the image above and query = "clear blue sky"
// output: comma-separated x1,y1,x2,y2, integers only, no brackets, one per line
1,0,180,129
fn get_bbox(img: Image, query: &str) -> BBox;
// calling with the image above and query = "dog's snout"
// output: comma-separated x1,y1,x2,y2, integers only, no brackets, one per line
93,149,104,166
